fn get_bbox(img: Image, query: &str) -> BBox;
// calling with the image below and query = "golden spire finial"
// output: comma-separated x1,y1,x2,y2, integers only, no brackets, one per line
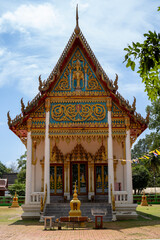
75,4,80,35
73,181,78,200
76,4,79,27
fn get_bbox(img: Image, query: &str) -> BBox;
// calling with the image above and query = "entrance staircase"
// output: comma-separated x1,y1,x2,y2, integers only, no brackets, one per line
44,196,112,222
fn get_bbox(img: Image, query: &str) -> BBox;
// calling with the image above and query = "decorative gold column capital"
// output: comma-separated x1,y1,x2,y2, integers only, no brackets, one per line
45,98,50,112
125,117,130,130
106,98,112,111
27,118,32,132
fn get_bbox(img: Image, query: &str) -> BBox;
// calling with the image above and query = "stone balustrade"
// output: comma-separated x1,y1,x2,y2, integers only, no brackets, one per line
30,192,44,204
114,191,128,203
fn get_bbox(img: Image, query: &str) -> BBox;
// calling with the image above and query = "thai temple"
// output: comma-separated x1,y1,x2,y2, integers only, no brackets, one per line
8,7,148,220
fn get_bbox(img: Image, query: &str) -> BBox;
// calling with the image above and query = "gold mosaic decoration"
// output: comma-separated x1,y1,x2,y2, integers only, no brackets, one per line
51,103,106,122
55,68,71,91
53,48,104,92
86,68,101,91
31,103,45,118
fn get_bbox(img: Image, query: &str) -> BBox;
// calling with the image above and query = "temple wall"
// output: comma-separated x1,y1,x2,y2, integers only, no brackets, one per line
113,139,126,191
54,139,102,156
35,139,44,192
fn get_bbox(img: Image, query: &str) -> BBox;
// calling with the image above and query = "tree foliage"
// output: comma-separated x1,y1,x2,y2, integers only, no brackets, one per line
132,165,150,194
132,98,160,187
17,151,26,183
146,99,160,133
123,7,160,101
8,181,25,196
0,161,9,178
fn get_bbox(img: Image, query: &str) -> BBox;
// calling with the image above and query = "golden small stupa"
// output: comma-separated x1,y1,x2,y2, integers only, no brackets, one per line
69,182,81,217
141,191,148,206
11,192,19,208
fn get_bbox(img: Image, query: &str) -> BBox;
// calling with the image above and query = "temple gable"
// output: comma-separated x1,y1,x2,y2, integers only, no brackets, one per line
52,48,105,94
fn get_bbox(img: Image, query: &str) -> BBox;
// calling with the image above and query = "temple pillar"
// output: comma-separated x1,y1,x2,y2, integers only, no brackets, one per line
64,158,70,200
107,98,114,203
88,157,94,200
25,118,32,204
67,161,70,199
125,117,133,203
44,98,50,204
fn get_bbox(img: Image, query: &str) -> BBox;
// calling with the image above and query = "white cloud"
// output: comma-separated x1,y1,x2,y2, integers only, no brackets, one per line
70,0,89,12
0,3,65,35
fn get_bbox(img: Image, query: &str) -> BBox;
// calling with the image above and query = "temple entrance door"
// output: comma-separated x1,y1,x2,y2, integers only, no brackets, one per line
95,165,108,195
50,165,63,195
71,162,88,195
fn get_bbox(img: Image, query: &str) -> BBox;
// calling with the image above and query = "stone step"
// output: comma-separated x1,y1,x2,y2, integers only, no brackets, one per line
44,202,112,222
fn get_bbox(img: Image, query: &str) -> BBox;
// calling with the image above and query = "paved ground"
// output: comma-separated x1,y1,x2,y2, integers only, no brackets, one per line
0,222,160,240
0,207,160,240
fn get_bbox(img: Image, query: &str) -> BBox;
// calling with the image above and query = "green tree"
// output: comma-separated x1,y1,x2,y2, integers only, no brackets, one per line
142,154,160,182
132,165,150,194
146,99,160,133
17,151,26,183
123,7,160,101
0,161,8,178
8,180,25,196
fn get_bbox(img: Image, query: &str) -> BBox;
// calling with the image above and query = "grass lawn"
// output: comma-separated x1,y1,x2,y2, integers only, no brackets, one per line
136,204,160,219
0,205,160,226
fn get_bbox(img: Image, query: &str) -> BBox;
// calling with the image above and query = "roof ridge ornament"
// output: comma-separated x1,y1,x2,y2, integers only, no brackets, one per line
74,4,80,35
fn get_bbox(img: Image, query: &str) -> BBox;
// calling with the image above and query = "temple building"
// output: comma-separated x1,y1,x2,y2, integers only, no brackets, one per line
8,7,148,219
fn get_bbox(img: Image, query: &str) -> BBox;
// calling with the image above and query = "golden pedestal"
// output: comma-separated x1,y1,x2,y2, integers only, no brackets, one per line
11,192,19,208
69,182,81,217
141,192,148,206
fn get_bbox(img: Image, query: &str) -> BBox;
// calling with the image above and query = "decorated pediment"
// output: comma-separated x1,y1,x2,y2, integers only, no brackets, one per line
52,48,105,94
50,99,108,128
112,102,125,117
31,103,45,118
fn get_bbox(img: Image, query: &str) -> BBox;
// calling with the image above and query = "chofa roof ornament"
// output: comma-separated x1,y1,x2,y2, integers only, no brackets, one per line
74,4,80,35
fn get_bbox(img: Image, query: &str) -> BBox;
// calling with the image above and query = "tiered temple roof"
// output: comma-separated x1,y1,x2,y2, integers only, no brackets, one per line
8,6,148,141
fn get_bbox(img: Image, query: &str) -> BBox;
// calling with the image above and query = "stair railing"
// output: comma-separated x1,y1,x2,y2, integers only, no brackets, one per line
110,183,115,211
40,183,47,212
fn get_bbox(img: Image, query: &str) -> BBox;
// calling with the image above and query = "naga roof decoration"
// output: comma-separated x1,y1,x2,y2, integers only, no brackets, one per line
8,5,148,139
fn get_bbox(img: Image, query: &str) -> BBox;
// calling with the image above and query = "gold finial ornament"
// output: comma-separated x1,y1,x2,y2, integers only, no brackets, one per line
69,182,81,216
125,117,130,130
113,74,118,93
81,174,85,183
7,111,11,126
21,98,25,114
11,192,19,208
132,96,136,112
38,75,43,92
110,184,115,211
97,174,101,183
75,4,80,35
141,191,148,206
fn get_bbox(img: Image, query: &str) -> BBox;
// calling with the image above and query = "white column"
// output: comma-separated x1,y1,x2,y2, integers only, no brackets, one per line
125,119,133,203
25,119,32,204
44,98,50,204
107,98,114,203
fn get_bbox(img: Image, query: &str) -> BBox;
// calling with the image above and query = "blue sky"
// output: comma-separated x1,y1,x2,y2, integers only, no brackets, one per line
0,0,160,168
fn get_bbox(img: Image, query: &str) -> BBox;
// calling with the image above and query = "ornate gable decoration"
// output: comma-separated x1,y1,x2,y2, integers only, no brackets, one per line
31,103,45,118
50,99,108,127
53,48,104,94
112,102,125,117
